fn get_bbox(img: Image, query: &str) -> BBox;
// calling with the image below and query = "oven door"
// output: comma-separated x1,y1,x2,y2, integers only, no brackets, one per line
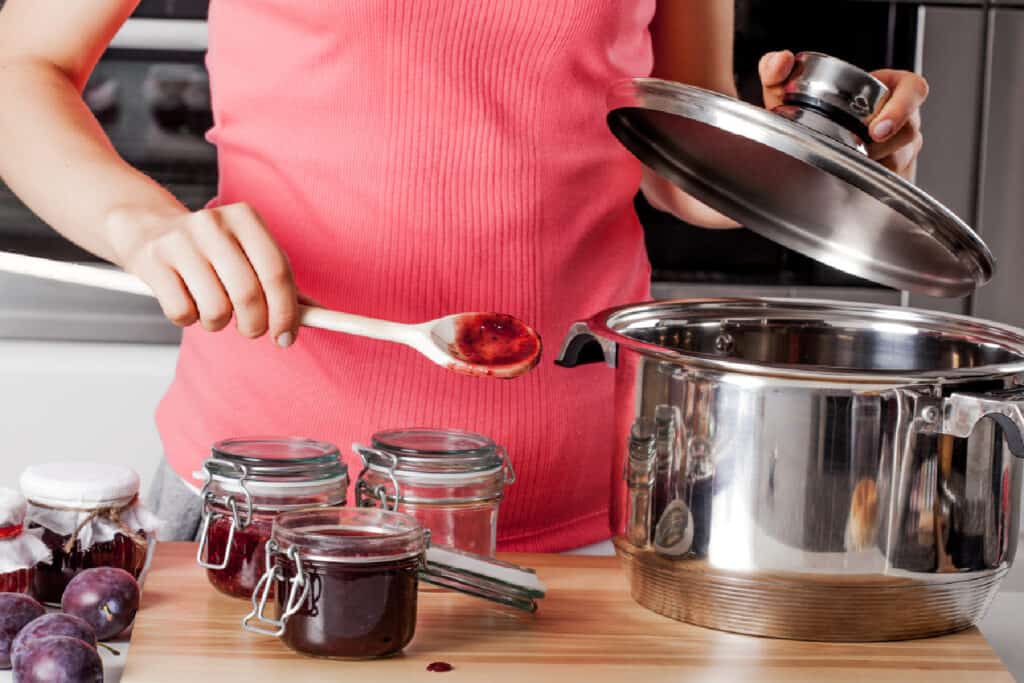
0,15,214,343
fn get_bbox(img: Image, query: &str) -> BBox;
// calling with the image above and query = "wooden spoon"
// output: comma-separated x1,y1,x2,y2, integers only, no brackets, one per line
0,251,541,379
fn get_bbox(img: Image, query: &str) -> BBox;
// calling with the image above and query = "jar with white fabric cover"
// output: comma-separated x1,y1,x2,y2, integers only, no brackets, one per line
0,488,51,594
21,463,162,604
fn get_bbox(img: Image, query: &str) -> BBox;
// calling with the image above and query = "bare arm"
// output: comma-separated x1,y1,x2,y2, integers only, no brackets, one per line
641,0,740,228
0,0,301,345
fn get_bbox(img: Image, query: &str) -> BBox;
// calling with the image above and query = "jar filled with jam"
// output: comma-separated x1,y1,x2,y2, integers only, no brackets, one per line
353,429,514,557
0,489,51,594
21,463,161,604
196,437,348,599
242,507,546,659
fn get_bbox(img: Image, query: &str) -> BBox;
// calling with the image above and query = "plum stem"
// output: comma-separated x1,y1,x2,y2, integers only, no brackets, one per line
98,642,121,656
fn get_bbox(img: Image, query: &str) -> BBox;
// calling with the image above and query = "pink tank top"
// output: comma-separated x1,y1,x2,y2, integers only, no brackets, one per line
157,0,656,551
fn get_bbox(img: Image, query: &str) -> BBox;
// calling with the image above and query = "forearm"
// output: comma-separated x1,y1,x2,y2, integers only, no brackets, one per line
642,0,739,228
0,58,185,265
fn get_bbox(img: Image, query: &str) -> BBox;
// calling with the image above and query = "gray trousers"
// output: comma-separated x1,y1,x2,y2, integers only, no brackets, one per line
145,459,204,541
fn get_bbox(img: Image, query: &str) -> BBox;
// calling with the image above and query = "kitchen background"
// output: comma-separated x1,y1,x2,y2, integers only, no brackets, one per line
0,0,1021,667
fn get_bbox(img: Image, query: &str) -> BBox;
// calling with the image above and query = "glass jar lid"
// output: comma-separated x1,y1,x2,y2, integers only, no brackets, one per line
367,428,505,475
205,436,347,488
272,507,426,564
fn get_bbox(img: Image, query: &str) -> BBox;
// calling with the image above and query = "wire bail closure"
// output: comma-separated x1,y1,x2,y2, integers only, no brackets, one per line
353,444,401,512
196,458,254,570
241,538,309,637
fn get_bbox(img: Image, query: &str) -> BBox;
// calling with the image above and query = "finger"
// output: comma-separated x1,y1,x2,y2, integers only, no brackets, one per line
869,70,929,142
161,233,234,332
219,202,300,347
138,260,198,328
190,209,269,339
758,50,795,87
877,134,921,177
867,122,916,161
759,50,794,110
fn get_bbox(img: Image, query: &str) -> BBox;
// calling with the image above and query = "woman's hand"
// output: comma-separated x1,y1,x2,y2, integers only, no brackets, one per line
106,202,301,347
759,50,929,179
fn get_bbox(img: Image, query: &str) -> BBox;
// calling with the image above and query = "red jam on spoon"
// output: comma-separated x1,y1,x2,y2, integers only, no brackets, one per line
449,313,541,376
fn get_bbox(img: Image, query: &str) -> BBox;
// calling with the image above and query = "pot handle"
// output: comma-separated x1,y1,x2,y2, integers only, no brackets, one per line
554,322,617,368
931,388,1024,457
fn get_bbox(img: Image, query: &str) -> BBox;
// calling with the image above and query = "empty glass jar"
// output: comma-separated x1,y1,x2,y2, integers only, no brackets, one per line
353,429,515,556
196,437,348,598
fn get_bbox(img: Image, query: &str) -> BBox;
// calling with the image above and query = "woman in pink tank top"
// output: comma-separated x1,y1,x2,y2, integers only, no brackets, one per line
0,1,928,550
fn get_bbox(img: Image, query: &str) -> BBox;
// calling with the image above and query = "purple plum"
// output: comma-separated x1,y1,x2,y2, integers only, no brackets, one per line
0,593,45,668
11,613,96,668
60,568,139,641
12,635,102,682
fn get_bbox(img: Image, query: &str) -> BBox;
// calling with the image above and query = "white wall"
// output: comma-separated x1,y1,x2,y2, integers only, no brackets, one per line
0,340,177,496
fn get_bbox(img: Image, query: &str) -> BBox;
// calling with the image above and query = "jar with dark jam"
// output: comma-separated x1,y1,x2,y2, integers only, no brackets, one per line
20,463,160,604
196,437,348,598
0,488,51,595
243,508,547,659
354,429,515,557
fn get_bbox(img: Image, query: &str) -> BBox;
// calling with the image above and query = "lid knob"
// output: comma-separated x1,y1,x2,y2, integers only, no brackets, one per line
774,52,890,153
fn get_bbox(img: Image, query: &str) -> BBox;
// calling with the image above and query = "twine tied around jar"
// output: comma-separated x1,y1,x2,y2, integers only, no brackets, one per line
28,496,148,553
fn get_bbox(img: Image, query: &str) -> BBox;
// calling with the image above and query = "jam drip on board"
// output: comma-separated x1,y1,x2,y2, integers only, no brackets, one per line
449,313,541,375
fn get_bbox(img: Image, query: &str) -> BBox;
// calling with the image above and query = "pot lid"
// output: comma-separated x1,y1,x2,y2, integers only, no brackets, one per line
607,52,994,297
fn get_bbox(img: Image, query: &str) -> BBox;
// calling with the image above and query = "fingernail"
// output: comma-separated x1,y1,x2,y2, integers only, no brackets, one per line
873,119,894,139
276,331,294,348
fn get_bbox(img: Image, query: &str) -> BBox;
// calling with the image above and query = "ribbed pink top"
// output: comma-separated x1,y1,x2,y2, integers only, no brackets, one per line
157,0,656,550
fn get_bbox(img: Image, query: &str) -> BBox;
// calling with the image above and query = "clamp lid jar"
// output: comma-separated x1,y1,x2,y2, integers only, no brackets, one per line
243,507,545,659
196,436,348,598
354,428,515,556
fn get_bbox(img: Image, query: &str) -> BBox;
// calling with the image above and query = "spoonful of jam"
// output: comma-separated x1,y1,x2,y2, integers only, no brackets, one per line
0,251,542,379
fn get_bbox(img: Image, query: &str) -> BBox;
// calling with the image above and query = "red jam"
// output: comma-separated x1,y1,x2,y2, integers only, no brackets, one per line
275,537,420,659
427,662,454,672
32,527,147,604
204,515,273,599
450,314,540,369
0,568,33,594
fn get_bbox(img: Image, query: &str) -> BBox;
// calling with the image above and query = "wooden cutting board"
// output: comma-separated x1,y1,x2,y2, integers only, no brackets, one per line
121,543,1012,683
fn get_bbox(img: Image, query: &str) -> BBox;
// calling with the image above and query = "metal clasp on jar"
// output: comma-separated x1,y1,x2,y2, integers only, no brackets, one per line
196,458,254,570
496,445,516,485
352,445,402,511
241,539,309,637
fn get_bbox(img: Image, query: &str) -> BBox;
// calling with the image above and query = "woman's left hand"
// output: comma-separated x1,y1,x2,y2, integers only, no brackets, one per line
759,50,929,179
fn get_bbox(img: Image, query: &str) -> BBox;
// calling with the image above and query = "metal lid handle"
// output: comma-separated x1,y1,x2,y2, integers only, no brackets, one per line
352,443,402,511
775,52,890,152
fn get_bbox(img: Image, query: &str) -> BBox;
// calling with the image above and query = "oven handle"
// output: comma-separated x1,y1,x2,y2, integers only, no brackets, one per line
110,18,208,52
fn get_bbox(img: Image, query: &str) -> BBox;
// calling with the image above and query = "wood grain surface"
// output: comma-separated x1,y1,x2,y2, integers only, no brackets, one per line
121,543,1013,683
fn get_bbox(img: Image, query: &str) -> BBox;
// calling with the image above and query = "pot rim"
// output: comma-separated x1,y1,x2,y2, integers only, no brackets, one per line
581,297,1024,384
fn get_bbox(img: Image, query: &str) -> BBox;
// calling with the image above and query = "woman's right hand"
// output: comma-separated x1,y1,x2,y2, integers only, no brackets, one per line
106,202,300,348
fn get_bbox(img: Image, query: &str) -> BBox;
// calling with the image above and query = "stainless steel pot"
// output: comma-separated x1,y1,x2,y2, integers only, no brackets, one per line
557,298,1024,641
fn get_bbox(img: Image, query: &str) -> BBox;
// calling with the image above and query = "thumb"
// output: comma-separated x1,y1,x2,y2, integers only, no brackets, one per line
759,50,795,109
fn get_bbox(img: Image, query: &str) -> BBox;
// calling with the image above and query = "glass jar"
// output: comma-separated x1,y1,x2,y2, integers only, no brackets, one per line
242,507,545,659
353,429,514,556
0,489,51,594
196,437,348,599
20,463,160,604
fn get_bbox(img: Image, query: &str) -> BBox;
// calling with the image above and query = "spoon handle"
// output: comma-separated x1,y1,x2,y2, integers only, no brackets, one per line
298,306,413,343
0,250,415,343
